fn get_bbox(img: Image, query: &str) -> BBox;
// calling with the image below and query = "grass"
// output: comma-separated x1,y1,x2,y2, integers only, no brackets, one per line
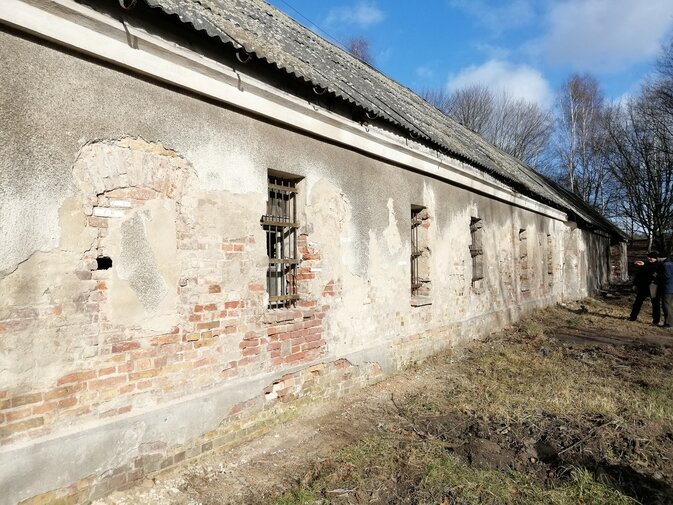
268,294,673,505
272,436,638,505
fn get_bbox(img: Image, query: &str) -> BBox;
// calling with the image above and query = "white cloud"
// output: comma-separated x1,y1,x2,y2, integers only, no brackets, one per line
446,59,553,107
449,0,536,32
541,0,673,72
415,65,435,79
325,2,385,28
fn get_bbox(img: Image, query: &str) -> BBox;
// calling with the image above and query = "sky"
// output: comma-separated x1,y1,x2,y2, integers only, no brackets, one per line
265,0,673,109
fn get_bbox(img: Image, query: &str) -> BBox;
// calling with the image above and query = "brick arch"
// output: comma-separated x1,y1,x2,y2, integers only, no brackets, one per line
72,136,196,209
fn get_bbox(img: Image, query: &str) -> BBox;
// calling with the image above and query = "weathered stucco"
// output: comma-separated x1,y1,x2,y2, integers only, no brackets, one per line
0,28,616,505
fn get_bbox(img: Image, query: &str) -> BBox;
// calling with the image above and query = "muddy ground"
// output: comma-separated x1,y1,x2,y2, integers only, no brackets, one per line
97,286,673,505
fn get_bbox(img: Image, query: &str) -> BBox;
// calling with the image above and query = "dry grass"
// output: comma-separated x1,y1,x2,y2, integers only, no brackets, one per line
270,293,673,505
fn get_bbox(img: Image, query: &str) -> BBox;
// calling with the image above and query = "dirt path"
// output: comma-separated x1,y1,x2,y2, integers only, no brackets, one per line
95,341,446,504
97,288,673,505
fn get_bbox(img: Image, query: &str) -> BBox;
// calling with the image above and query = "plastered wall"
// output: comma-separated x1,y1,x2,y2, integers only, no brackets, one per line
0,29,612,504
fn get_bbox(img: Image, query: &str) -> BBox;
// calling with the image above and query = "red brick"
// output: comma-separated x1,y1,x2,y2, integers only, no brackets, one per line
11,392,43,408
119,384,135,395
197,321,219,330
117,363,133,373
87,217,108,228
129,370,158,381
248,283,265,292
112,341,140,353
203,303,218,311
6,407,31,422
194,304,204,312
58,370,96,386
89,376,126,390
209,284,222,293
0,416,44,436
44,384,84,400
224,301,240,309
303,340,323,351
285,352,306,363
100,409,117,419
152,334,181,346
98,367,116,377
57,396,78,409
193,339,217,349
32,401,59,415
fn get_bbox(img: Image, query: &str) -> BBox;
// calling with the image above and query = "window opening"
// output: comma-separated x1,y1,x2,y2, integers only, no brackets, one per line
411,206,424,296
261,175,300,309
519,228,529,292
469,217,484,284
546,234,553,276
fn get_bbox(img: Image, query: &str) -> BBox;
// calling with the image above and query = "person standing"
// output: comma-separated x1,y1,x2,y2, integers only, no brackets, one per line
661,254,673,328
629,251,661,324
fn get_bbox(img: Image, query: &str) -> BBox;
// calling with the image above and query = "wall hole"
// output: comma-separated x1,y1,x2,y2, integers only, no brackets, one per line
96,256,113,270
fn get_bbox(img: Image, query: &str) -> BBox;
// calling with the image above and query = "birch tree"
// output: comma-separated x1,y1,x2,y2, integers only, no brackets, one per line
554,74,614,213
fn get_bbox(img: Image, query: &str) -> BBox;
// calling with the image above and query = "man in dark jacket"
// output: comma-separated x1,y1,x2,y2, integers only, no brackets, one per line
629,251,661,324
661,255,673,328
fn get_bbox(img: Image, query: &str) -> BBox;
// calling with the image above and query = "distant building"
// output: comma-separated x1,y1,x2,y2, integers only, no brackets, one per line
0,0,627,503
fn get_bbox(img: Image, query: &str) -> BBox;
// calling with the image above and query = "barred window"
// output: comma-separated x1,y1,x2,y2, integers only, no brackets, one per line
470,217,483,284
546,233,553,276
519,228,529,292
261,174,300,309
411,206,424,295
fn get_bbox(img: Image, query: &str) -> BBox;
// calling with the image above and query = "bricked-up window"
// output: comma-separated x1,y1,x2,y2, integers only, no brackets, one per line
546,234,553,277
519,228,529,292
411,206,424,295
262,174,301,309
470,217,484,284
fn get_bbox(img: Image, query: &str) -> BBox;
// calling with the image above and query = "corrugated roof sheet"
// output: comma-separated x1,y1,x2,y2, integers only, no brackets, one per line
144,0,623,237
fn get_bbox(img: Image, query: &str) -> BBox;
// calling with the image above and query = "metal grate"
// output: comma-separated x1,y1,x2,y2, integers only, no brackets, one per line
470,217,484,283
262,176,299,309
411,207,423,295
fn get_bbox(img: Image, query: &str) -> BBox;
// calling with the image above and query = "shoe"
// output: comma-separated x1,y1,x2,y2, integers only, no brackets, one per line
663,324,672,328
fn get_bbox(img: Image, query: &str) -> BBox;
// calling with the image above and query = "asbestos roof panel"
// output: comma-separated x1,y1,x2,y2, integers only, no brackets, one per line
143,0,623,237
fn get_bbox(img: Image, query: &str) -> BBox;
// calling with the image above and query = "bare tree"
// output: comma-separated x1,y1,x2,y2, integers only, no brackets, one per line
445,84,494,133
654,37,673,110
488,93,554,167
345,37,374,65
421,84,553,168
605,87,673,252
553,74,615,214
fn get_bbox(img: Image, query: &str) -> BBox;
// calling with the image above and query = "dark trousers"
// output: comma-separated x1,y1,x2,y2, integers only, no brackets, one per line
663,293,673,326
630,288,661,323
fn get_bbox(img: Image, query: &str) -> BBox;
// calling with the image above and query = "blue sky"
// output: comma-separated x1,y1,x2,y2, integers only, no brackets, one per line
266,0,673,108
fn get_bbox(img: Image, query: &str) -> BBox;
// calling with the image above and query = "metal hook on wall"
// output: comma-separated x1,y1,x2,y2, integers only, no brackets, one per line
236,49,252,63
119,0,138,10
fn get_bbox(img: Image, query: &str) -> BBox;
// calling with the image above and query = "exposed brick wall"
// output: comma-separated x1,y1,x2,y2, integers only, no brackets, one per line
17,357,382,505
0,139,333,446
